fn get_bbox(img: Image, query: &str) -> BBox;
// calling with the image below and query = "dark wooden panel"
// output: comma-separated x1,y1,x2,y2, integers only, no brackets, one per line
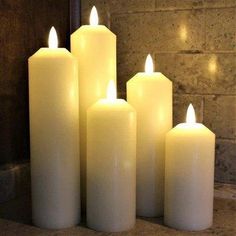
70,0,81,33
0,0,72,164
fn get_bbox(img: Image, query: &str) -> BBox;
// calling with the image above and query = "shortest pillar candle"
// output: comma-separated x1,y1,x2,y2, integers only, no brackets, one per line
164,104,215,231
87,81,136,232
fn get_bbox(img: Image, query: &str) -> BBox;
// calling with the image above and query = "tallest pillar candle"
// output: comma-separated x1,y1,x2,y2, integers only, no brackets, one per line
71,6,116,208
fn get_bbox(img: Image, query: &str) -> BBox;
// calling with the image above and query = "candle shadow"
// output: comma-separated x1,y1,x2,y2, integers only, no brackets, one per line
137,216,164,225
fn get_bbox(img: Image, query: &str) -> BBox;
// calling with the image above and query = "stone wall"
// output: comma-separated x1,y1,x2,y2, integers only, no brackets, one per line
0,0,235,224
81,0,236,184
0,0,70,165
0,0,71,223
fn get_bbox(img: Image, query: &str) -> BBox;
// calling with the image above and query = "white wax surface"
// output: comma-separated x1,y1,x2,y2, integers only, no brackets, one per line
127,72,172,217
164,123,215,231
29,48,80,229
87,99,136,232
71,25,116,207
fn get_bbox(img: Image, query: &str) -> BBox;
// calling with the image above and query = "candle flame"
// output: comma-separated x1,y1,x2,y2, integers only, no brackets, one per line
90,6,99,26
107,80,116,101
145,54,154,74
48,26,58,49
186,103,196,124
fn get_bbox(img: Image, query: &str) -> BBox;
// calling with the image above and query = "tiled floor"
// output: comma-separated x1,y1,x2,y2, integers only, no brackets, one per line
0,184,236,236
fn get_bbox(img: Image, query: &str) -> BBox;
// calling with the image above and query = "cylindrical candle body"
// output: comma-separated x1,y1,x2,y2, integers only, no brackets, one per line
29,48,80,229
71,26,116,208
164,123,215,231
127,72,172,217
87,99,136,232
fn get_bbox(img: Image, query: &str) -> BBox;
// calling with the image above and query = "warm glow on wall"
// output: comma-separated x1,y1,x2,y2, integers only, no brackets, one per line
180,24,187,42
208,55,217,75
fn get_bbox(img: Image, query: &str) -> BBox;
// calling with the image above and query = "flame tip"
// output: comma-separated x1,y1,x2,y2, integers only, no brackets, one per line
107,80,117,101
90,6,99,25
145,54,154,73
48,26,58,49
186,103,196,124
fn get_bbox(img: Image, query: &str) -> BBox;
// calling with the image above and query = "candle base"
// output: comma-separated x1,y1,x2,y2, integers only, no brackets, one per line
33,217,80,230
164,219,212,232
87,221,135,233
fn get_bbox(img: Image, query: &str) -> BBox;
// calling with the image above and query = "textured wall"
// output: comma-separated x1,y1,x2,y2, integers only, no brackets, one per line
0,0,72,222
0,0,70,165
81,0,236,184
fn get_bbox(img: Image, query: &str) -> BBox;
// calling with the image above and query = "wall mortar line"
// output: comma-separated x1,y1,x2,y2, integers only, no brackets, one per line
110,5,236,16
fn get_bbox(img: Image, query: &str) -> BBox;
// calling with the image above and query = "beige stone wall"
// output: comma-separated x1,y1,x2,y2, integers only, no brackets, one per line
81,0,236,184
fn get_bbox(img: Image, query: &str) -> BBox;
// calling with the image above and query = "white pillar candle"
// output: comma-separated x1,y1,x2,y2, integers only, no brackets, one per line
29,27,80,229
87,81,136,232
164,104,215,231
127,55,172,217
71,6,116,208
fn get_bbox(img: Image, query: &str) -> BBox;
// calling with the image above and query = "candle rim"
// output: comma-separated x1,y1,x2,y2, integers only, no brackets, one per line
137,71,162,76
88,98,136,113
127,72,172,84
70,25,116,40
169,122,215,137
29,48,75,59
177,122,203,128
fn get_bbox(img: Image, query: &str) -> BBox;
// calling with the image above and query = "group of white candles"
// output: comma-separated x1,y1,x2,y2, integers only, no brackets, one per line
28,6,215,232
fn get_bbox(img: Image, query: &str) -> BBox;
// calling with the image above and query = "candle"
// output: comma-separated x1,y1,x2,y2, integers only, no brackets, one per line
71,6,116,208
29,27,80,229
127,54,172,217
87,81,136,232
164,104,215,231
